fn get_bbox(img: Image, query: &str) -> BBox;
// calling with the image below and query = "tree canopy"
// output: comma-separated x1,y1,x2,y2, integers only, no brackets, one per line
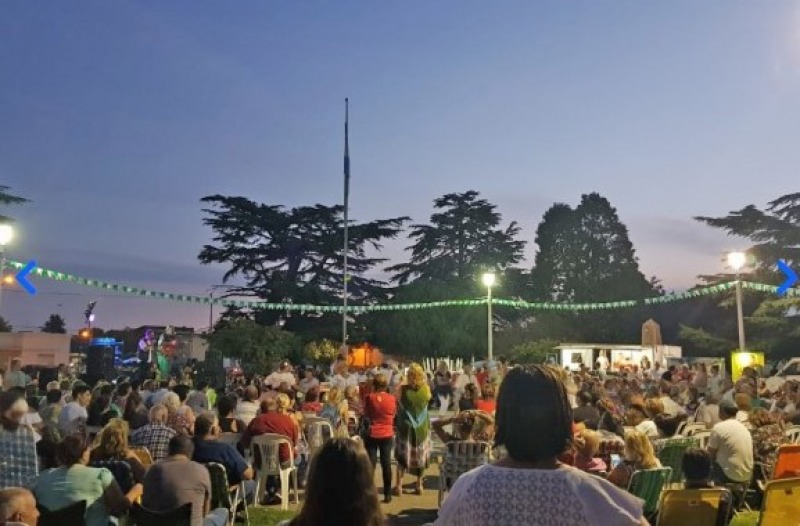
41,314,67,334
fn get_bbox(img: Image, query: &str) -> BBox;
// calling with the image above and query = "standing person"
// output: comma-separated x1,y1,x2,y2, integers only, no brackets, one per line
707,364,724,399
692,363,708,396
595,351,610,381
4,359,32,390
0,487,40,526
433,361,453,415
434,365,646,526
363,373,397,503
393,363,431,496
452,364,479,411
137,329,157,382
279,438,384,526
475,365,489,394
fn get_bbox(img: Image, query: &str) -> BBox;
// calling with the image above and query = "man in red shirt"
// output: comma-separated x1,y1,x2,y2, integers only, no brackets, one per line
240,395,298,464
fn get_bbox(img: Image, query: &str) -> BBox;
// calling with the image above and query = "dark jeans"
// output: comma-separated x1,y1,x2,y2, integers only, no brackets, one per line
365,435,394,497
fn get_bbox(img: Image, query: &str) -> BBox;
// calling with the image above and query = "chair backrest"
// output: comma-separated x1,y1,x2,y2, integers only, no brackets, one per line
89,459,134,493
37,500,87,526
129,446,154,468
205,462,233,510
657,437,699,484
693,431,712,450
784,426,800,445
657,488,730,526
305,420,333,455
628,467,673,514
683,423,708,437
251,433,293,475
217,432,242,447
130,502,192,526
442,441,491,474
772,444,800,480
758,477,800,526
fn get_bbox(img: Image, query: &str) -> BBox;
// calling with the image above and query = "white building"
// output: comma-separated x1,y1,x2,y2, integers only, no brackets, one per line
0,332,71,370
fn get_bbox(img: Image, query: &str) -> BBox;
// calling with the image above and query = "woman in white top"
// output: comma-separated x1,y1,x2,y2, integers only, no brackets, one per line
434,365,647,526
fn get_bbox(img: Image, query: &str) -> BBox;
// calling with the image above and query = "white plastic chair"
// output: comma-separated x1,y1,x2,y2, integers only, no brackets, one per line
438,441,491,505
217,432,242,447
694,430,712,450
304,419,333,458
785,426,800,444
251,434,299,510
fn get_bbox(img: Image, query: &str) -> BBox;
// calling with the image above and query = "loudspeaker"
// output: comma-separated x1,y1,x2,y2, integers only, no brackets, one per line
85,345,116,385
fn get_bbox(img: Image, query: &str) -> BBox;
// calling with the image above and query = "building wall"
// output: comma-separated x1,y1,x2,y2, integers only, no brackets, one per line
0,332,71,370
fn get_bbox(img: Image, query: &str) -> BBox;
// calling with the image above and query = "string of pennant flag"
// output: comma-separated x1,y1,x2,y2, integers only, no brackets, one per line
7,260,798,313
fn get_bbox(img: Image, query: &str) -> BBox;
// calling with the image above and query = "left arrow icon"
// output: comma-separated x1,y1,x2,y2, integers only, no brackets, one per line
15,260,37,295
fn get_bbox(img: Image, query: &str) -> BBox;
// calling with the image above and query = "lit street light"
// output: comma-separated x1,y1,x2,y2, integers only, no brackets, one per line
482,272,496,362
727,251,747,351
0,222,15,315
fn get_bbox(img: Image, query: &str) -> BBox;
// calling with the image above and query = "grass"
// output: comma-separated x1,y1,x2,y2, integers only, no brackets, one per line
248,507,297,526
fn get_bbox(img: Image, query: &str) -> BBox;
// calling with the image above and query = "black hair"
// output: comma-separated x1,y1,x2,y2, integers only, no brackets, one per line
116,382,131,397
25,396,40,411
56,435,88,466
168,434,195,457
578,390,593,406
495,365,573,464
217,394,236,418
46,389,63,405
173,384,190,403
682,447,711,481
719,403,738,419
71,385,91,400
194,413,215,438
196,381,208,391
100,384,115,397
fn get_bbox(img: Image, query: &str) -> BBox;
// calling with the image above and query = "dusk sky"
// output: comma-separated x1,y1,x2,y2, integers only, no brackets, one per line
1,2,799,333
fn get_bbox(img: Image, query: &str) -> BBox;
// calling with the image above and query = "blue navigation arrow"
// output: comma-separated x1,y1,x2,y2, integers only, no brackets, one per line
15,260,37,295
777,259,798,296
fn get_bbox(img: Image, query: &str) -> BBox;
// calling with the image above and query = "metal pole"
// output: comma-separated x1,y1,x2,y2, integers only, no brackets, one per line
487,286,493,362
209,291,213,331
735,278,746,351
342,98,350,346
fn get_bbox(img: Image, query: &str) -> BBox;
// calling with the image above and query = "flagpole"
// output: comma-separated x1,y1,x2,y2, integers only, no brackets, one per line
342,98,350,347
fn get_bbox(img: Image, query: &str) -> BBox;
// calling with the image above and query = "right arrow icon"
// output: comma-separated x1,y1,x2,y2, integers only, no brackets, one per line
777,260,798,295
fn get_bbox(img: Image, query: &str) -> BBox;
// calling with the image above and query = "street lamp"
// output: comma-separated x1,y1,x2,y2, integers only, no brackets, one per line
727,251,747,351
0,223,15,315
482,272,496,362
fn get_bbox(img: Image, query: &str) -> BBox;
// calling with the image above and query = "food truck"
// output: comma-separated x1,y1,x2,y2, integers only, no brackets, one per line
556,343,682,373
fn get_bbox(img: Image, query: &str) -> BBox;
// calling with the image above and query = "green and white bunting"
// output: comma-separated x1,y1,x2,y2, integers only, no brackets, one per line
7,260,794,313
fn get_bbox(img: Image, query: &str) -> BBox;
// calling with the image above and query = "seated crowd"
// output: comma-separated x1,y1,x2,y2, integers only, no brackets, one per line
2,357,799,526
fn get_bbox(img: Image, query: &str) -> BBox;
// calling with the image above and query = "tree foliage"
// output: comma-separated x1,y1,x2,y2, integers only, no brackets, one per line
387,191,525,284
41,314,67,334
0,185,30,223
507,339,559,365
198,195,408,337
208,318,301,373
0,316,12,332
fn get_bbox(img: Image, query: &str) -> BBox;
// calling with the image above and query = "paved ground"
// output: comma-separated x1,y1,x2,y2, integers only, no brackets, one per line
380,462,441,525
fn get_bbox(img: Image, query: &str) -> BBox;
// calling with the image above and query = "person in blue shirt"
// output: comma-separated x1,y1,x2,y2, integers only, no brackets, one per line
192,413,256,502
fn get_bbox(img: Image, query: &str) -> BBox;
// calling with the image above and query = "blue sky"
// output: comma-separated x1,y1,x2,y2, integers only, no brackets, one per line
1,1,799,332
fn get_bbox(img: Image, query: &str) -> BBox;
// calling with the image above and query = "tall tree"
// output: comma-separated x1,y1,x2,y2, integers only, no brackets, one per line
388,191,525,284
692,193,800,357
199,195,408,337
41,314,67,334
0,185,30,222
527,193,658,342
0,316,11,332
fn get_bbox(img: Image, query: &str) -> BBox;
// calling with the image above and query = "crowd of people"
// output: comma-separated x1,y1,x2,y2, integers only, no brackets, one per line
1,353,799,525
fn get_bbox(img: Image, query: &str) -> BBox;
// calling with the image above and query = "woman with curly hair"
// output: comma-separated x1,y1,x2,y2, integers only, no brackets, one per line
89,418,147,483
393,362,431,496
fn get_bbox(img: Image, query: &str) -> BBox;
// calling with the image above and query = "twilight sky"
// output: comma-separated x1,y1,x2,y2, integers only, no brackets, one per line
1,1,799,333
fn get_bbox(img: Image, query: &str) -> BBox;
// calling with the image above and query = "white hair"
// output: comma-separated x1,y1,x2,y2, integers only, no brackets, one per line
10,398,28,415
163,392,181,411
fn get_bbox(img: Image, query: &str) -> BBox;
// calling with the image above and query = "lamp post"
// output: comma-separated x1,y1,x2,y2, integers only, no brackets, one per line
727,251,747,351
0,223,15,316
482,272,496,362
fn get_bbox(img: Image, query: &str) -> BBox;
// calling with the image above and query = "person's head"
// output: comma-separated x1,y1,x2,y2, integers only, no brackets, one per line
371,373,389,393
304,387,320,403
734,393,752,412
217,394,236,418
260,397,277,414
682,447,712,484
163,392,181,413
99,383,115,398
56,434,90,467
194,413,218,439
275,393,292,413
149,404,169,425
92,418,130,459
625,403,647,426
304,368,315,379
9,358,21,372
463,363,473,374
577,390,593,407
623,431,658,468
243,385,259,402
710,364,719,375
72,385,92,407
326,386,343,405
173,384,191,404
719,399,738,420
644,397,664,419
0,390,28,431
464,383,479,400
123,390,143,412
436,360,448,372
294,438,383,526
406,363,427,390
279,360,291,373
750,407,776,428
495,365,572,465
344,385,359,401
167,434,195,458
46,389,62,406
0,487,39,526
116,382,131,398
196,381,208,392
482,383,496,401
575,430,601,458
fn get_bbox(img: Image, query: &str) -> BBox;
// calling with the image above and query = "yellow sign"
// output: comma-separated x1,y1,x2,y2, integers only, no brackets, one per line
730,351,765,381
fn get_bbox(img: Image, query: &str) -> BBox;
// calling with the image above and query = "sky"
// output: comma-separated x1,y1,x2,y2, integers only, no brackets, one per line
1,1,799,333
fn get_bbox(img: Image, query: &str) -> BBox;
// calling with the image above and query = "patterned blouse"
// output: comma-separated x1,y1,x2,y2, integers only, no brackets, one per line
751,422,785,477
